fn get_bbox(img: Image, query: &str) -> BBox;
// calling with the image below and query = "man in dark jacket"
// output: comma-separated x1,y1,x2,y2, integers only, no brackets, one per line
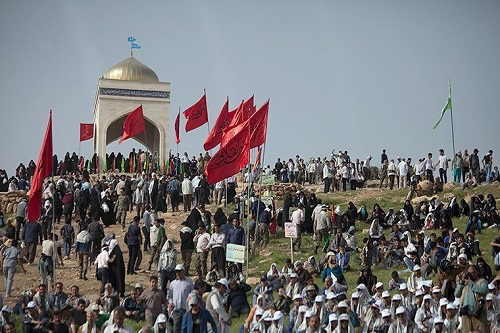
228,279,251,317
87,219,104,262
179,221,195,276
126,216,142,275
22,221,43,264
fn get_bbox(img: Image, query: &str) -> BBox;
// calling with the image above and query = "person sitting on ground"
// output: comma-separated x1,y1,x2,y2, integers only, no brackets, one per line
70,299,88,333
122,286,145,322
228,279,252,318
206,263,224,285
76,310,99,333
97,283,120,314
22,301,49,333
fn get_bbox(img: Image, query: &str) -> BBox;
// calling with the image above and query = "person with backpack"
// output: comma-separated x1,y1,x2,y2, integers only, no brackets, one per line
60,220,75,260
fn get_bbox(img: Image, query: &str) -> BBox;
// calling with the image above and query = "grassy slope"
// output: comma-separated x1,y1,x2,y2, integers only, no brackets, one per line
231,182,500,330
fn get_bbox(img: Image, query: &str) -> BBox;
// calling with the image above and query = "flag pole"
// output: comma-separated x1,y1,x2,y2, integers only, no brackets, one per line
245,161,251,281
50,110,56,290
448,78,456,156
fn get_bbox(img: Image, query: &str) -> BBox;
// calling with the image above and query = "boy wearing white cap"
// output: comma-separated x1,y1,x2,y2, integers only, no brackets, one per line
388,306,419,333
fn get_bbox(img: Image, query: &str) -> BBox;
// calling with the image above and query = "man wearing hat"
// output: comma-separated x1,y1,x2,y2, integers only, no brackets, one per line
388,306,419,333
206,278,231,333
22,301,48,332
181,291,217,333
0,306,12,327
444,302,461,333
168,265,194,333
312,202,331,255
362,301,383,333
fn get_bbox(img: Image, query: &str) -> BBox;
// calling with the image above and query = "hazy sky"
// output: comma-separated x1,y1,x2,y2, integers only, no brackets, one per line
1,1,499,176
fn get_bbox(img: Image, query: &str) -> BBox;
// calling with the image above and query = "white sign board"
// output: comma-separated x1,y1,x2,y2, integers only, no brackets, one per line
284,222,297,238
226,244,245,263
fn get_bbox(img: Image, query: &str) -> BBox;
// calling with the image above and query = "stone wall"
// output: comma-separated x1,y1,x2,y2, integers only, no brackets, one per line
0,190,28,215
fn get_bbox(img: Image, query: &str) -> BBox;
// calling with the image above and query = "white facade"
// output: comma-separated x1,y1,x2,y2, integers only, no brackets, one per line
92,56,170,172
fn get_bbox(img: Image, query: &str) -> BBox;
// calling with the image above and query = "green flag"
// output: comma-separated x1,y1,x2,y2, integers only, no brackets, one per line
433,80,452,129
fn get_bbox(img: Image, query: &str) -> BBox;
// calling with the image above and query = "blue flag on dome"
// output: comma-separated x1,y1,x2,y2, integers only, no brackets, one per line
127,36,136,42
131,43,141,49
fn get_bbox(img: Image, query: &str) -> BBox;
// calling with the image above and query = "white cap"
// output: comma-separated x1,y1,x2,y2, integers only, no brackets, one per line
486,293,494,301
356,283,366,290
1,306,11,313
298,305,308,313
315,295,325,303
432,287,441,294
458,253,467,260
293,294,303,301
273,311,283,320
338,314,350,321
382,291,390,298
348,226,355,233
399,283,407,290
381,309,391,317
423,295,432,301
413,265,421,271
395,306,406,315
416,290,425,297
91,304,100,311
446,303,458,310
489,283,496,290
338,301,348,308
134,283,143,289
26,301,36,309
216,278,229,290
256,308,265,316
422,280,433,288
290,273,298,279
305,310,313,319
188,296,199,306
156,314,167,323
326,251,335,257
175,264,185,271
392,294,402,301
439,298,449,306
351,291,360,299
329,313,338,322
264,316,273,322
434,316,444,324
375,282,384,289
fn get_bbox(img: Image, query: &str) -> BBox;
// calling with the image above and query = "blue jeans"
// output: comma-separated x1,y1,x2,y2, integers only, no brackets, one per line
98,267,109,294
486,164,492,183
3,266,15,296
403,257,415,271
63,240,71,257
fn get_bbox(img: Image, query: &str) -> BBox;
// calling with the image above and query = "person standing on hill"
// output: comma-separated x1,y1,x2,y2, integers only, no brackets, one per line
425,153,435,183
115,188,130,232
470,149,480,182
483,149,493,183
435,149,450,184
126,216,142,275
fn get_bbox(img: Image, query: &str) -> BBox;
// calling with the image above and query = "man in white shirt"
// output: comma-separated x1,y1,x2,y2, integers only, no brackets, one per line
181,175,194,212
193,224,210,280
425,153,435,183
398,158,409,189
94,245,115,294
291,203,305,251
434,149,450,184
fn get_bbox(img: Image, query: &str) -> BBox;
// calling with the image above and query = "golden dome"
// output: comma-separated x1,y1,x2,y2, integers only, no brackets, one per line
103,56,159,82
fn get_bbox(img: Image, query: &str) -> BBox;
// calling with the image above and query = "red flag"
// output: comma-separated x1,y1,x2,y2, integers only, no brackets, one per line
203,98,229,151
79,123,94,142
183,93,208,132
27,112,53,222
227,95,254,128
253,146,262,172
249,100,269,148
175,110,180,144
119,105,145,144
205,119,250,184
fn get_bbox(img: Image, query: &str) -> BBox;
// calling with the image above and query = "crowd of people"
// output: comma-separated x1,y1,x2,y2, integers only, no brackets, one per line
0,146,498,333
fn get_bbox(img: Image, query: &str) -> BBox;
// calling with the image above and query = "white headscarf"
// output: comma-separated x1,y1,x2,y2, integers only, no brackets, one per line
153,313,167,333
109,239,118,253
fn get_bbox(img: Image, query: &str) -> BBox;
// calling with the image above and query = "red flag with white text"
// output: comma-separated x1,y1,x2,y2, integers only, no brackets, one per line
205,119,250,184
79,123,94,142
27,112,53,222
183,93,208,132
203,98,229,151
119,105,145,144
